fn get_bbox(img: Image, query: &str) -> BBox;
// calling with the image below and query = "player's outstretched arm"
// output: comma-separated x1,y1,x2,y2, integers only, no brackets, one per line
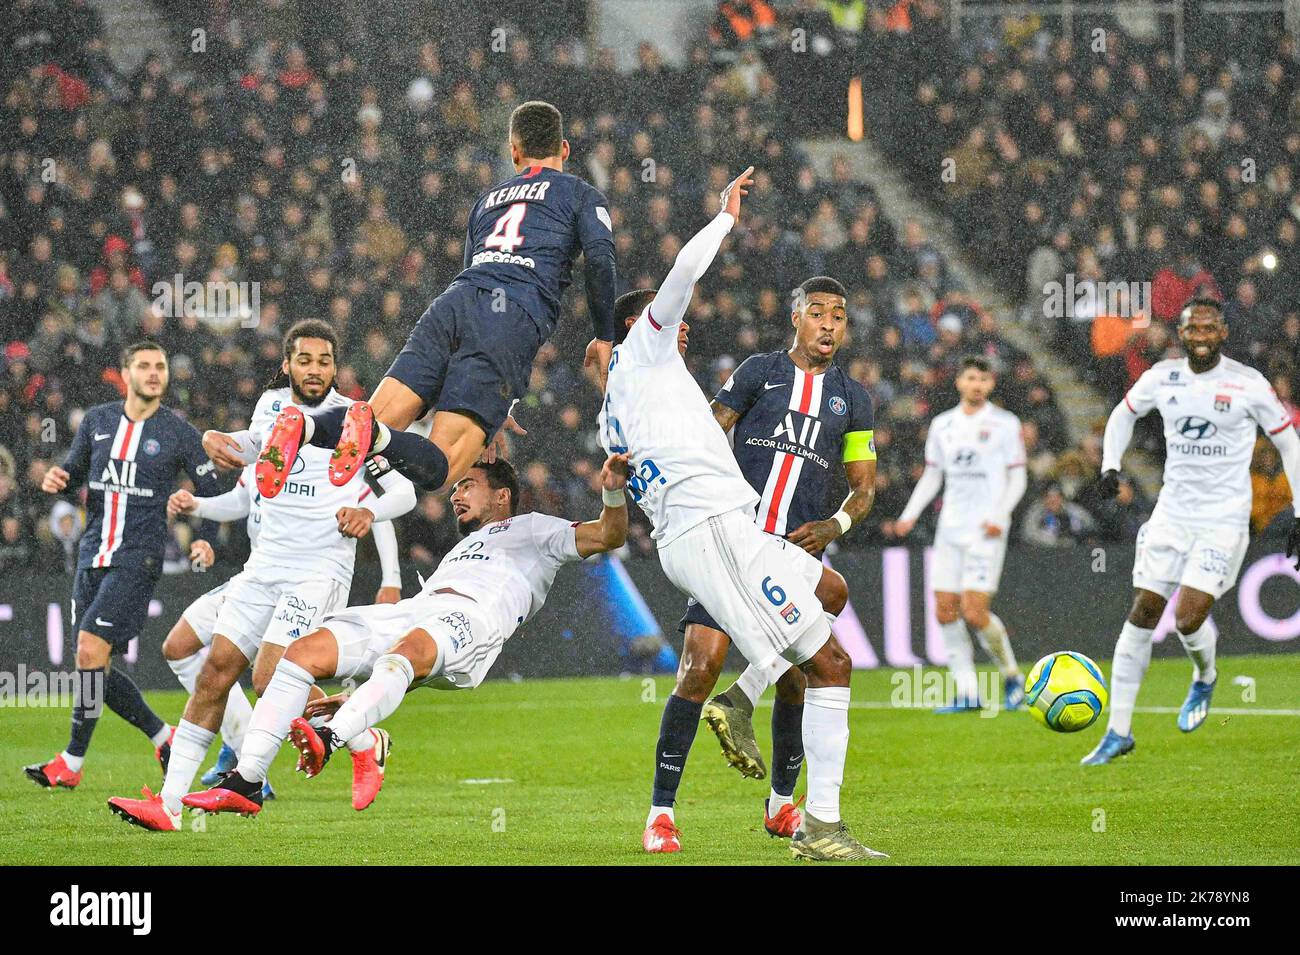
371,521,403,603
171,485,250,522
1097,401,1140,497
895,463,944,536
575,453,630,558
204,429,259,470
43,413,92,493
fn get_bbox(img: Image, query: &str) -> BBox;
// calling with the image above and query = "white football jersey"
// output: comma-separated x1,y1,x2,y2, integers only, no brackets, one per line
599,306,760,545
242,387,373,585
924,402,1026,541
1123,356,1291,528
422,512,582,639
236,463,262,545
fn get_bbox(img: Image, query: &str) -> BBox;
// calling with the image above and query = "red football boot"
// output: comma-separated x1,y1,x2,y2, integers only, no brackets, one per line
255,406,306,499
642,814,682,854
350,728,391,811
763,796,805,839
23,753,82,789
329,401,374,487
107,787,181,831
288,717,338,778
182,772,264,816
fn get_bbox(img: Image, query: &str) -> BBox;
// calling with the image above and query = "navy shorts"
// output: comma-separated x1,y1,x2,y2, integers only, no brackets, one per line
386,282,545,438
678,597,724,636
72,565,160,652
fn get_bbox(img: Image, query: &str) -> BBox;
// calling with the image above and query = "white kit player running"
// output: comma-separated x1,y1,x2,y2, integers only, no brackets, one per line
1083,296,1300,764
602,167,885,861
895,356,1028,712
108,322,416,830
178,454,631,818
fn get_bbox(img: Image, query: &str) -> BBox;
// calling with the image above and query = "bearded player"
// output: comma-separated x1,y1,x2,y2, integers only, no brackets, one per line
604,167,885,861
894,356,1028,712
231,101,617,505
650,275,877,844
1083,295,1300,764
179,454,630,818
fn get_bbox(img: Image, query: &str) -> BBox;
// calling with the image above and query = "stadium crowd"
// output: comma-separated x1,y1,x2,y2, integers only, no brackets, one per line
2,0,1207,583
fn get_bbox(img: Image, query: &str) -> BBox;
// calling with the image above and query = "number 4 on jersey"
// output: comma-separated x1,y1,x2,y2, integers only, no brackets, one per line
485,203,528,253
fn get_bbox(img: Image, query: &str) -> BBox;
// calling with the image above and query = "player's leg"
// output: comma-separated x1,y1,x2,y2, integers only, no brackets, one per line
1082,587,1166,765
162,604,253,775
961,590,1023,709
934,589,980,710
322,626,438,744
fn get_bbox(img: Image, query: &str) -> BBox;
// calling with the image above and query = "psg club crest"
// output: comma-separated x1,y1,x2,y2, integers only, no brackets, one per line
143,438,161,456
780,603,801,626
828,396,847,416
1214,394,1231,412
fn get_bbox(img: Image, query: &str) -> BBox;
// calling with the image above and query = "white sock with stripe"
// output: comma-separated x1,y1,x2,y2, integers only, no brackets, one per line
1108,621,1154,737
1176,622,1217,685
161,719,215,814
802,686,850,823
941,621,979,702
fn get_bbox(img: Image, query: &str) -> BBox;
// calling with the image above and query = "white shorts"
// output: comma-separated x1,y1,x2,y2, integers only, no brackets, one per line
181,581,229,648
930,531,1008,594
322,593,503,690
1133,519,1249,600
212,571,350,662
659,508,831,673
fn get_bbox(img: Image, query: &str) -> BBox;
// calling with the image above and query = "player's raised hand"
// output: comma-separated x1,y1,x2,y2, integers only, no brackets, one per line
1095,469,1121,500
204,430,247,471
585,338,613,391
41,465,69,494
600,452,631,491
189,539,215,570
336,506,375,539
720,165,755,220
374,585,402,604
787,518,841,554
485,414,528,464
168,488,197,516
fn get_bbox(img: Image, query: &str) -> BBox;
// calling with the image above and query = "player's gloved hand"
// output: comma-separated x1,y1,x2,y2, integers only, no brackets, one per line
41,465,70,494
336,506,375,539
720,165,755,220
1286,516,1300,571
189,539,215,571
168,488,197,516
1095,469,1121,500
585,338,612,391
374,586,401,605
787,518,841,555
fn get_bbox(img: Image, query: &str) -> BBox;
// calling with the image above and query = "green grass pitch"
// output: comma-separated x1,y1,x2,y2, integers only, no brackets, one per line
2,655,1297,865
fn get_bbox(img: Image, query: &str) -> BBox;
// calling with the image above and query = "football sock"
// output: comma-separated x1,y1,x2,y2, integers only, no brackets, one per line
973,613,1019,677
731,664,771,708
302,405,346,448
65,666,106,760
345,728,377,753
326,654,414,743
1176,621,1217,685
650,693,702,808
219,680,252,752
768,789,794,812
167,651,203,694
371,422,393,452
60,750,85,773
161,719,215,814
237,659,317,783
647,805,675,826
769,696,805,798
104,667,166,741
376,429,449,492
1108,621,1154,737
941,620,979,702
802,686,851,824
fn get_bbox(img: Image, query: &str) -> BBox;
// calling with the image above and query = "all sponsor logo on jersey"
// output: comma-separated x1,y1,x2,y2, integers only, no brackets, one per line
1214,394,1232,412
99,459,138,487
828,396,847,416
750,413,829,468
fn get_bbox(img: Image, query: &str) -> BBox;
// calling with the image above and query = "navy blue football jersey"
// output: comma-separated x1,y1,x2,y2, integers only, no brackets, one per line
62,402,221,571
716,351,875,539
456,165,616,339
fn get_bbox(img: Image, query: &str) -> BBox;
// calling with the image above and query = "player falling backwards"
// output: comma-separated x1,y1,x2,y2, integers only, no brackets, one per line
179,455,630,818
649,275,877,845
26,341,220,790
158,415,405,796
894,356,1028,711
1083,295,1300,764
222,100,617,505
107,322,416,830
603,167,885,861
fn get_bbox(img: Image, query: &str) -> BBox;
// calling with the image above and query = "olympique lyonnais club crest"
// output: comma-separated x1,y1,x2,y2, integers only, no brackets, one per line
978,429,990,442
780,603,801,626
1215,394,1231,413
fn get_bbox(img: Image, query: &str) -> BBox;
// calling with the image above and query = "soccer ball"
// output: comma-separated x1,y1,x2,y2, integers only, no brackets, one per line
1025,651,1107,732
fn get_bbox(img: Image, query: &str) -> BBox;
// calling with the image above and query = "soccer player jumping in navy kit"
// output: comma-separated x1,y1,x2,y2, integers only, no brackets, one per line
239,100,617,500
26,341,221,789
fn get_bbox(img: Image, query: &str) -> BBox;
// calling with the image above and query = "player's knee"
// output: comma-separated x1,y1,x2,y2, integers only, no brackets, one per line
675,656,720,704
162,626,199,662
75,633,109,669
934,602,960,625
807,638,851,687
817,570,848,616
1175,608,1209,635
389,629,438,680
1128,592,1165,629
961,603,990,631
775,665,806,704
